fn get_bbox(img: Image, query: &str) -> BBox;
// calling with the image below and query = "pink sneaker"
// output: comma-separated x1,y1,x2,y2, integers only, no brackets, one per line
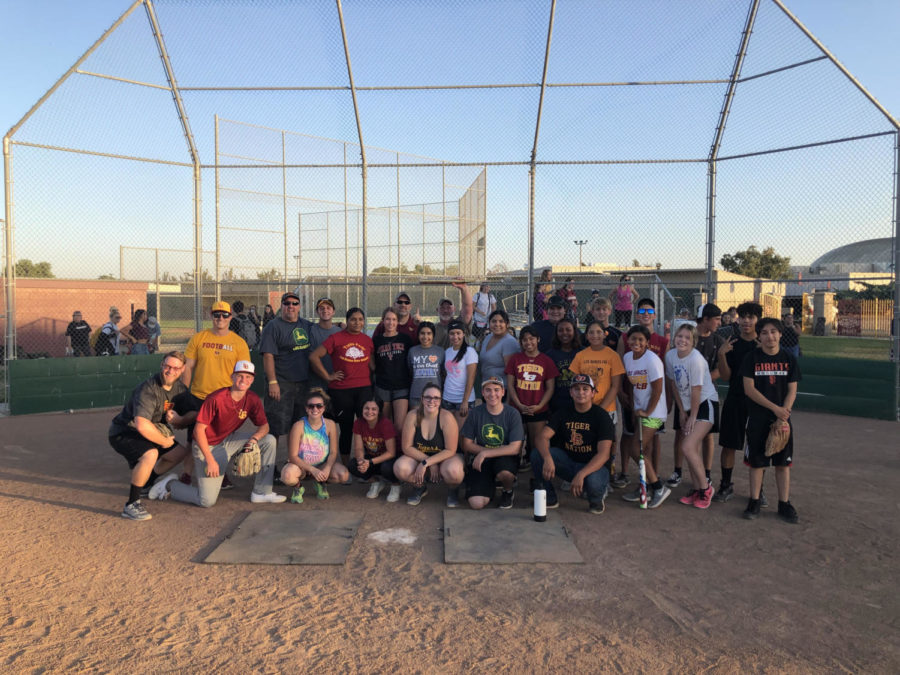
678,490,699,506
693,484,715,509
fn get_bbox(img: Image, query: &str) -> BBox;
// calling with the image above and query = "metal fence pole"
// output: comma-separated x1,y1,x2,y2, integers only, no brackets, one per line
3,137,16,372
282,130,288,292
344,142,349,311
214,114,220,301
893,132,900,421
119,245,124,280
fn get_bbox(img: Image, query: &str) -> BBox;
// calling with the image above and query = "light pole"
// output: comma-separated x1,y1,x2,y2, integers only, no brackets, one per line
574,240,588,267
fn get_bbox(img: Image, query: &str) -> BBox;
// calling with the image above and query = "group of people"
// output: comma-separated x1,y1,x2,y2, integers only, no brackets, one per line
66,306,162,357
108,283,801,527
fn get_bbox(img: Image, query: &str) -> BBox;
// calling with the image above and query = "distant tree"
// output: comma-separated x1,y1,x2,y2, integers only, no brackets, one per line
720,246,791,279
256,268,282,281
487,262,509,275
15,259,54,278
180,268,214,282
632,259,640,267
98,273,116,280
836,281,895,300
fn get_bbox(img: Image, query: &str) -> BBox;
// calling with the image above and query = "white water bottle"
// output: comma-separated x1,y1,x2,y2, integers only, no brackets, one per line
533,486,547,522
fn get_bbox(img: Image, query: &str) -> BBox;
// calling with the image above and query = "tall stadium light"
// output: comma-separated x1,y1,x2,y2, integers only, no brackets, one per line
574,240,588,267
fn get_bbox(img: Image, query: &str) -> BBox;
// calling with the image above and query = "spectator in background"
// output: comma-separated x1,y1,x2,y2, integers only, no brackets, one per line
610,274,639,328
229,300,260,351
96,306,123,356
533,268,553,321
65,311,92,357
147,315,161,353
471,282,497,341
262,304,276,328
248,305,262,332
781,312,800,360
121,309,151,355
556,277,578,322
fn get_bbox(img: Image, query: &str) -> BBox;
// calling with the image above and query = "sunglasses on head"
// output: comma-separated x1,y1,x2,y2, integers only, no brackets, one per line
306,402,325,410
212,311,231,319
637,308,655,315
282,300,300,306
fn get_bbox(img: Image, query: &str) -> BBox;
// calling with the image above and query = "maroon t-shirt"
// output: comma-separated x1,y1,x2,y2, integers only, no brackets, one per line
373,316,419,345
352,417,396,458
322,330,374,389
505,352,559,413
196,387,266,445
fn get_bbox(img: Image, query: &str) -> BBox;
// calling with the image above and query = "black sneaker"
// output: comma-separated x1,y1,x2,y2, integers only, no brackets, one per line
498,490,514,509
743,498,760,520
517,457,531,474
220,475,234,491
546,491,559,509
713,482,734,503
611,472,629,489
588,499,605,514
777,501,799,524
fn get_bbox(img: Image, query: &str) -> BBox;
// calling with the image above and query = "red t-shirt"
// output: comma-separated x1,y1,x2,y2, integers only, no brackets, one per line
505,352,559,413
322,330,374,389
352,417,396,458
373,316,419,345
649,333,669,357
196,387,266,445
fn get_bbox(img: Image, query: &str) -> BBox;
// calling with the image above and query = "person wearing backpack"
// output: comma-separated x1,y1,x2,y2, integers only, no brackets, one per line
94,306,123,356
228,301,259,351
471,283,497,341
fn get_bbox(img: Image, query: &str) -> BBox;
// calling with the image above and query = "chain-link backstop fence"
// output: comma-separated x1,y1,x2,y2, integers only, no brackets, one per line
2,0,898,418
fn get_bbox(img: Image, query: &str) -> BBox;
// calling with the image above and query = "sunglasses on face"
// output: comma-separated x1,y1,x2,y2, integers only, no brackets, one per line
422,395,441,402
212,312,231,319
283,301,300,307
637,308,655,315
306,402,325,410
396,300,410,305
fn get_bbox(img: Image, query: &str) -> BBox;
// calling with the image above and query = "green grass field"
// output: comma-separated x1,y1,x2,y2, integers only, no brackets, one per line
799,335,893,361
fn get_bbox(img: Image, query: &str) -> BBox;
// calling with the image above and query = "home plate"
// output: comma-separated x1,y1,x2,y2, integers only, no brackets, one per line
443,509,583,564
203,511,362,565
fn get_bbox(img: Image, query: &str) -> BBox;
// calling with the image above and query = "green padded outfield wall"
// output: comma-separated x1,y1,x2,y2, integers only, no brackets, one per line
8,354,266,416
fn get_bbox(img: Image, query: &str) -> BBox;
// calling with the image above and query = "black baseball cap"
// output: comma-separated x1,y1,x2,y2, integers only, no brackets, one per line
697,303,722,319
547,296,566,307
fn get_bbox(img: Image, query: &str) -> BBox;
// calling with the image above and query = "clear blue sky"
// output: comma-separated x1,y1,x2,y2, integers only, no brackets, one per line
1,0,898,277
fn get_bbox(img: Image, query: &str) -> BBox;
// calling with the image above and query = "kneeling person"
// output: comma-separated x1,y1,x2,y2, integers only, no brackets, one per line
109,351,192,520
531,374,614,514
152,361,285,506
461,376,525,510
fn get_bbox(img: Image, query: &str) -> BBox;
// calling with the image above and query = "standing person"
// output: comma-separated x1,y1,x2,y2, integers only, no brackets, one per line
442,320,478,431
610,274,639,328
714,301,763,503
371,307,413,425
259,291,314,451
781,311,800,360
432,281,475,348
178,301,251,485
394,383,464,507
373,291,419,344
665,324,719,509
151,361,285,506
532,295,568,353
108,351,191,520
556,277,578,322
533,268,553,321
229,300,259,351
146,315,161,354
477,309,520,384
471,282,497,341
309,307,374,459
620,325,671,509
717,307,740,340
350,396,401,502
583,290,602,325
308,297,343,392
668,303,723,488
545,318,581,412
262,304,276,328
584,298,623,355
248,305,262,332
740,317,801,523
505,326,558,468
64,310,92,357
121,309,151,355
95,306,123,356
531,374,615,514
279,389,350,502
460,376,526,510
407,321,444,409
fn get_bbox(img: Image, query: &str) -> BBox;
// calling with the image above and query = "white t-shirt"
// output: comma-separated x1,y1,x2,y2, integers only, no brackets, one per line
472,292,496,327
444,345,478,403
665,348,718,411
624,349,667,419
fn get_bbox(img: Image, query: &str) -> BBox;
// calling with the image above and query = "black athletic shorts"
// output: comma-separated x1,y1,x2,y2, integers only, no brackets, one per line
744,415,794,468
265,379,309,437
718,394,748,450
109,429,180,469
673,399,720,434
464,455,519,498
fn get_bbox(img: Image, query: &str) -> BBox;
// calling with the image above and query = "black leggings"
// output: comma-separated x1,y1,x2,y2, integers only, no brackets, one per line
614,309,632,327
348,456,399,483
328,385,374,456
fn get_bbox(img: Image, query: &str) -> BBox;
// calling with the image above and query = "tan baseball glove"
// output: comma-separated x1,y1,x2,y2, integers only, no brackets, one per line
764,420,791,457
231,439,261,477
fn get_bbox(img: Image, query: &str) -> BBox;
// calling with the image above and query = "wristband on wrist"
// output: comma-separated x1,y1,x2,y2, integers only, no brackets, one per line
268,380,278,385
421,459,428,467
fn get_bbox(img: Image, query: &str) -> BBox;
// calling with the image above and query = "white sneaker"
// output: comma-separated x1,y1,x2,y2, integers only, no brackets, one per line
386,484,402,503
148,473,177,501
250,491,287,504
367,479,387,499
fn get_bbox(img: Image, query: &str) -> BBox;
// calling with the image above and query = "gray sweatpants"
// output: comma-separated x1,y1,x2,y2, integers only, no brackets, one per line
169,431,277,508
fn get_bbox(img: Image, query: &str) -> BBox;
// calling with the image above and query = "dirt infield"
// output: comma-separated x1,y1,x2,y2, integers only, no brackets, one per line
1,409,898,672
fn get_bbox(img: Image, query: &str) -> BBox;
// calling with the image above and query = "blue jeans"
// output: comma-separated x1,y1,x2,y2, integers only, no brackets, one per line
530,446,609,504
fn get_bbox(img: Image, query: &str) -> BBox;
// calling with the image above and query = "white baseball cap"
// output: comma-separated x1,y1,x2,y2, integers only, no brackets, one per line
233,360,255,375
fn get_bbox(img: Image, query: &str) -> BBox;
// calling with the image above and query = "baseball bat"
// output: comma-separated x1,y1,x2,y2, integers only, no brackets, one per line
638,419,648,509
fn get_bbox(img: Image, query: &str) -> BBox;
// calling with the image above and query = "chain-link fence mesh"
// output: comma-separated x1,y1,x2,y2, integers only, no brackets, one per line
2,0,898,417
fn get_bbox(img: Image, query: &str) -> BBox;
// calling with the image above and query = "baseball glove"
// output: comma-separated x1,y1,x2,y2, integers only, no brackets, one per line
231,439,261,477
764,420,791,457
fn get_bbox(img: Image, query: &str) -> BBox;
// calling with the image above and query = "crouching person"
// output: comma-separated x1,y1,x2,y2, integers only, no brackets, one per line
109,351,192,520
151,360,285,506
531,374,614,514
